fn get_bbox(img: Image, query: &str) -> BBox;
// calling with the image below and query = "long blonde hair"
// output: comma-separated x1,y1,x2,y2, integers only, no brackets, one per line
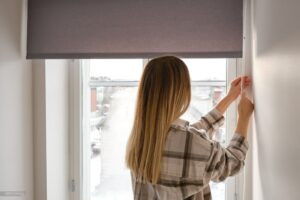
125,56,191,184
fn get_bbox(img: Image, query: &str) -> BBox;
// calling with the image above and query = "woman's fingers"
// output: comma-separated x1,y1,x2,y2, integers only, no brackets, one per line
231,76,251,87
244,77,251,83
231,77,242,86
228,76,252,101
242,76,252,88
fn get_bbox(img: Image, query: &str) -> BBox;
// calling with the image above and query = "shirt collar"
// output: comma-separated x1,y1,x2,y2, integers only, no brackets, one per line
171,118,189,127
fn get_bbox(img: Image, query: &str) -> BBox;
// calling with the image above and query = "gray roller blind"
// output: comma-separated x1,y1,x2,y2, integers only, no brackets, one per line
27,0,243,59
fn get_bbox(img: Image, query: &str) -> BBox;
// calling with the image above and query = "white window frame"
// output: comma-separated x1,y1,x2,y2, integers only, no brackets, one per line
68,58,243,200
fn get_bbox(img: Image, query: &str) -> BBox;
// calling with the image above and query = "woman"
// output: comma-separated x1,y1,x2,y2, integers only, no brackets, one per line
126,56,254,200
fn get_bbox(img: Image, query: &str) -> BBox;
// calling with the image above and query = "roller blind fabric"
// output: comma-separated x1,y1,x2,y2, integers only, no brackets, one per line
27,0,243,59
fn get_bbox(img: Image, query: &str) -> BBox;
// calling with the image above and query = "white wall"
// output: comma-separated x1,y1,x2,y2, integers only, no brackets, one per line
0,2,70,200
249,0,300,199
0,0,33,200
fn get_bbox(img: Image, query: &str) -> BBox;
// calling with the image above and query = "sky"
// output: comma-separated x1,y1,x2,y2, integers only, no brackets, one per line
89,58,226,81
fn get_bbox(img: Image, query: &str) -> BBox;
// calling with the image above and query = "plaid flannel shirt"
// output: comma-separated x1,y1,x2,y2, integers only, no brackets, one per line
131,108,249,200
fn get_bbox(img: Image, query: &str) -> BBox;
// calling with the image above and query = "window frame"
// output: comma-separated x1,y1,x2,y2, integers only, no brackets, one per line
69,58,244,200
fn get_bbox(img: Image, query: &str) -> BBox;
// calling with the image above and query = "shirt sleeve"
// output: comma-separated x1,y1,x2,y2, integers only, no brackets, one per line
190,108,225,139
204,133,249,182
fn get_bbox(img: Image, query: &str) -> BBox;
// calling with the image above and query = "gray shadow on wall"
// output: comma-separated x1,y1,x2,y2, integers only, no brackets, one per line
252,110,268,200
0,0,23,61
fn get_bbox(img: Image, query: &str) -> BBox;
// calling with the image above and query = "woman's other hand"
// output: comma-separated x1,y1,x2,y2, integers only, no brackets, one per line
238,92,254,121
235,92,254,137
215,76,251,115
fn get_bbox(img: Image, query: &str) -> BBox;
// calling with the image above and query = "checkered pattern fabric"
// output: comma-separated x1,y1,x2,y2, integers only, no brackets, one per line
131,108,249,200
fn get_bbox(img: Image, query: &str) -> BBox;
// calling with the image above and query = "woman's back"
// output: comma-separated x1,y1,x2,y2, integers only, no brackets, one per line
126,56,253,200
131,109,249,200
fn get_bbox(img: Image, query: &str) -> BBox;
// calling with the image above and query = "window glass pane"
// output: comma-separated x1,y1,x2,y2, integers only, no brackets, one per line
87,59,228,200
181,86,226,200
182,86,226,144
90,59,144,81
90,86,137,200
182,58,226,81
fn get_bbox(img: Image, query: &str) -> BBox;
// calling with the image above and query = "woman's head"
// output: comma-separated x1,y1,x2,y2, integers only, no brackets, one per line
126,56,191,183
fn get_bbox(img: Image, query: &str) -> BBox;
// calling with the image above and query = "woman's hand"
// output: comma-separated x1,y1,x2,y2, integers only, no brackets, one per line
215,76,251,114
235,92,254,137
227,76,251,102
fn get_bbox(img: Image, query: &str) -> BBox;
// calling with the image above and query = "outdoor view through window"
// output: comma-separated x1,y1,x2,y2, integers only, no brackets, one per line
87,59,227,200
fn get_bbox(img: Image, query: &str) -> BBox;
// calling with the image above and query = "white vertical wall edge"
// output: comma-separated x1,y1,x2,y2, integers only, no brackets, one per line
69,60,91,200
45,60,70,200
69,60,83,200
81,60,92,200
227,58,247,200
33,60,70,200
226,59,239,200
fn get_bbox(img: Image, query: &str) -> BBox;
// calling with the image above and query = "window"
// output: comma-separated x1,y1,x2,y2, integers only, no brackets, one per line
70,58,242,200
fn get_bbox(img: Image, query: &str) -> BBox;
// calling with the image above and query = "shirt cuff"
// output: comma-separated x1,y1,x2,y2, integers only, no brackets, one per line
204,108,225,129
229,133,249,151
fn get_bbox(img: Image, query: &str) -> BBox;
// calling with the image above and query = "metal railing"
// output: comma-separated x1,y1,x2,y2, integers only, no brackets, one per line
0,190,25,197
89,80,226,87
